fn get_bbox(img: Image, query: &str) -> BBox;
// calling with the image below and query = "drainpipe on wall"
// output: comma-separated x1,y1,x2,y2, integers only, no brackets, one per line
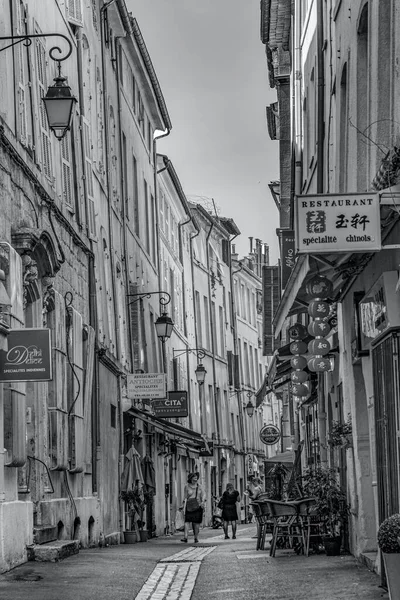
205,220,222,492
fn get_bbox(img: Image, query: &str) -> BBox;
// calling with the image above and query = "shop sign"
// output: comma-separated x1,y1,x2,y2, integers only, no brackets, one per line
295,193,381,254
247,453,254,476
0,328,52,381
127,372,166,399
152,390,188,418
359,271,400,346
199,440,214,457
259,424,281,445
281,230,296,289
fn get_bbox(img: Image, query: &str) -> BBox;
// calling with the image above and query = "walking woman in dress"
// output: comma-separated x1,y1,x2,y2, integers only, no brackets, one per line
220,483,240,539
181,472,205,543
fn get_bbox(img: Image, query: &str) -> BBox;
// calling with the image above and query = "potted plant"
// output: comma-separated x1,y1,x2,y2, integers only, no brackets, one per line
302,467,350,555
377,514,400,600
121,486,146,543
328,415,353,449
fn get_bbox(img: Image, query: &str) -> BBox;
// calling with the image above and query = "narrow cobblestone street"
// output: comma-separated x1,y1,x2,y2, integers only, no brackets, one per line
0,525,388,600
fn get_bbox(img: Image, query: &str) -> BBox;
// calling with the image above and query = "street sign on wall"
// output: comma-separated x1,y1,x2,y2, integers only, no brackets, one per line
295,193,381,254
0,328,52,382
127,373,166,399
152,390,188,418
259,424,281,446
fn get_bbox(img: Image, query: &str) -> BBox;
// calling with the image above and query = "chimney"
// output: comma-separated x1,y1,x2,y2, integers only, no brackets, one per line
249,237,253,254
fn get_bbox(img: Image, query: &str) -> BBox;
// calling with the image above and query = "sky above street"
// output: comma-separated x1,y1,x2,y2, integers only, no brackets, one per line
129,0,280,264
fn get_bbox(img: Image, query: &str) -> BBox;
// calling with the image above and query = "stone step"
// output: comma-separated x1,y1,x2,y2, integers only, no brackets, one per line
27,540,80,562
32,525,58,545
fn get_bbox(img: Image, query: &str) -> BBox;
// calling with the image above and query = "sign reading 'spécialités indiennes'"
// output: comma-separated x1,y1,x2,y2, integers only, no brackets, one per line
295,193,381,254
0,328,52,382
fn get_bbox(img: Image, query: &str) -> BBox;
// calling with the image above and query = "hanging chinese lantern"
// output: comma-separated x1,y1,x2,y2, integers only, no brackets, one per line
308,320,331,337
291,382,309,396
306,275,333,300
289,340,308,355
308,300,330,319
290,355,307,370
291,370,308,383
308,357,332,372
308,338,331,356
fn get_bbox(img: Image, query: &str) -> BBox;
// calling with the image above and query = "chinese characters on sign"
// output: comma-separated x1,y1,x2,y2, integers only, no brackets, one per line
295,194,381,254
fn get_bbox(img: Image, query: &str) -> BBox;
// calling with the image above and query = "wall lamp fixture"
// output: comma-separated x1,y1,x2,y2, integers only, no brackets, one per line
127,290,174,343
172,348,207,385
0,32,76,140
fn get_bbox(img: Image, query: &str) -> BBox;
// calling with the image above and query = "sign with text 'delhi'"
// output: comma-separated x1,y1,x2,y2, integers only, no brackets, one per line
0,328,52,382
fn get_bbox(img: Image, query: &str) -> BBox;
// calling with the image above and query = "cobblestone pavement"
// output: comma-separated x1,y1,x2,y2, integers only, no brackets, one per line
136,546,216,599
0,525,389,600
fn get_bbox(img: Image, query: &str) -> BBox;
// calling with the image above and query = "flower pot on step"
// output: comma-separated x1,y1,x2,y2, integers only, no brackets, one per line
323,535,341,556
123,531,138,544
139,530,148,542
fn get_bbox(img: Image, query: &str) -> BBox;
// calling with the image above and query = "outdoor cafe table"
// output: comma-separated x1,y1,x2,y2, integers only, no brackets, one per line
252,497,317,557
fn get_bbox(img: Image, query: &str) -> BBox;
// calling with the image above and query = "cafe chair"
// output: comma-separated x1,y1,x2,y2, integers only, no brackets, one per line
264,499,306,557
250,502,271,551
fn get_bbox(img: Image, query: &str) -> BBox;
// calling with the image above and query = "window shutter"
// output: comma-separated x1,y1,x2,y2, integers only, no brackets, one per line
82,116,96,237
16,0,27,143
82,324,95,471
47,290,69,470
262,265,281,355
35,38,52,178
67,0,83,26
61,133,74,210
67,306,85,473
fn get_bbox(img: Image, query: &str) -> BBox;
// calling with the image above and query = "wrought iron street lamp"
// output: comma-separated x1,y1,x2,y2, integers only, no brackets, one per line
0,32,76,140
127,291,174,343
245,399,255,418
173,348,207,385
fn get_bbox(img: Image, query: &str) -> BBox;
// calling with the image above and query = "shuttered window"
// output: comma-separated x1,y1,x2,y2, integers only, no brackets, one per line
61,133,74,210
67,306,84,472
36,37,52,178
262,265,281,355
67,0,83,26
16,0,27,143
82,116,96,237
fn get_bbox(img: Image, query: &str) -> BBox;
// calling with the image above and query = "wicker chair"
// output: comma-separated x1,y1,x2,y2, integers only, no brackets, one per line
264,499,306,557
250,502,271,551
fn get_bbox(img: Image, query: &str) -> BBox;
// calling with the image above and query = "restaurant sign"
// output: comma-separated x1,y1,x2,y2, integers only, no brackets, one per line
260,424,281,446
0,328,52,381
295,193,381,254
127,372,166,399
152,390,188,418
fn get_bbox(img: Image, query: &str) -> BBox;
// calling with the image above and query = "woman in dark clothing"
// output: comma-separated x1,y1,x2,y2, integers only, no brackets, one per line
220,483,240,539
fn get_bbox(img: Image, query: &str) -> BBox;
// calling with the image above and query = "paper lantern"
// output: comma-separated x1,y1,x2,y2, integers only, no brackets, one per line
308,300,330,319
292,383,309,396
288,323,308,340
306,275,333,300
291,370,308,383
308,320,331,337
308,338,331,355
290,355,307,370
307,357,332,372
290,341,308,355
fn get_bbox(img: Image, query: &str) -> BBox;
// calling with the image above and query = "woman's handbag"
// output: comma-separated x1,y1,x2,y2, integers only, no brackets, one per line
186,485,201,512
175,509,185,531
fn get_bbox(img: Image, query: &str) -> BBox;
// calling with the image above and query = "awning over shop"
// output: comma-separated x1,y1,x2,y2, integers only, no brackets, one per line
265,450,294,466
128,405,204,450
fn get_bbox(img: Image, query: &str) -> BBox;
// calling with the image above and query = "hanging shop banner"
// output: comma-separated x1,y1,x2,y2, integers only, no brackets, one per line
152,390,188,418
199,440,214,457
281,230,296,289
127,372,166,399
259,424,281,446
0,328,52,382
295,193,381,254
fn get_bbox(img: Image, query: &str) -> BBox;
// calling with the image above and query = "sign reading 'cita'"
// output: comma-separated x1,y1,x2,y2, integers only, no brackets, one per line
0,328,52,382
152,390,188,418
295,193,381,254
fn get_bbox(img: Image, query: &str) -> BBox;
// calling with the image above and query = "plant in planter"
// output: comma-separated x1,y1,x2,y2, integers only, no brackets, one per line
121,485,146,543
302,467,350,555
377,514,400,600
328,415,352,448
